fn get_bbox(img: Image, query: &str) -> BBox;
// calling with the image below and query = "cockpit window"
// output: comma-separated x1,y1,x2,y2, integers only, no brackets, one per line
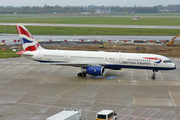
163,60,172,63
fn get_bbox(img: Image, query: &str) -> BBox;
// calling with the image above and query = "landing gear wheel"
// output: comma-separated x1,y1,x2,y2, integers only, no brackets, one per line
151,70,158,80
151,76,155,80
77,73,82,77
77,73,86,77
82,73,86,77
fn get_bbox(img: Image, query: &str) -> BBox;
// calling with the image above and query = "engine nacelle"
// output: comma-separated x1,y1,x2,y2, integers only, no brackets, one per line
84,66,105,75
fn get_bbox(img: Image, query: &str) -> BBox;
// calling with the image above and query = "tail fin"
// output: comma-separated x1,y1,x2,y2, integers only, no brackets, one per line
16,24,43,51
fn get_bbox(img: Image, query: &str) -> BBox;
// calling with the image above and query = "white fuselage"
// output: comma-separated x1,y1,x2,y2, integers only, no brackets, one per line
24,49,176,70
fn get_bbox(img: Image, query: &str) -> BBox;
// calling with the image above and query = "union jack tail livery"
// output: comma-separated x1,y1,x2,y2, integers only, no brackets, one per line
16,25,43,51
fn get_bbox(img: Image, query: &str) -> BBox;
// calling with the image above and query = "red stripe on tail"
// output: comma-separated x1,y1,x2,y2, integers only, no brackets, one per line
24,43,39,51
16,26,34,39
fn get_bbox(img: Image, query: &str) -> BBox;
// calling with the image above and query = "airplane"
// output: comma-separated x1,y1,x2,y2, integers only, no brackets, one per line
16,25,177,80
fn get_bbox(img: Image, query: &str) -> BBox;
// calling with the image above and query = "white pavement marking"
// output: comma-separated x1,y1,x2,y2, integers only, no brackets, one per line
147,110,160,119
93,77,103,106
137,108,150,117
132,116,139,120
127,107,141,115
145,70,149,80
95,101,130,106
172,116,177,120
0,90,94,103
63,68,70,75
0,65,12,72
174,73,180,81
131,69,134,80
158,71,164,81
119,115,128,120
160,111,171,119
168,91,176,107
117,107,131,114
50,66,60,74
177,112,180,118
39,78,47,84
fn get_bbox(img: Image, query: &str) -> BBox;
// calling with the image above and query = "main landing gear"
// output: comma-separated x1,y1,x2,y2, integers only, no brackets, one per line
151,70,158,80
77,72,86,77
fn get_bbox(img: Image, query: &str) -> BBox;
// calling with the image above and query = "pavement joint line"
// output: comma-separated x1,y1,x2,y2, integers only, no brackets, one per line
13,61,33,69
117,114,163,120
20,101,42,110
132,116,139,120
2,78,100,117
127,107,140,115
119,115,128,120
147,110,160,119
137,108,150,117
117,107,129,114
160,111,171,119
172,116,177,120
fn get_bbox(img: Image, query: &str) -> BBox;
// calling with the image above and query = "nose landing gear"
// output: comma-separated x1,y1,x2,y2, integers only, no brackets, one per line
151,70,158,80
151,73,155,80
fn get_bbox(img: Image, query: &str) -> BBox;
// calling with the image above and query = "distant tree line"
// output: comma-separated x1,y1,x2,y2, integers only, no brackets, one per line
0,4,179,14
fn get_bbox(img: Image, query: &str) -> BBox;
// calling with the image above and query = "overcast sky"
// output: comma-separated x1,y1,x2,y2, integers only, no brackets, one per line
1,0,180,7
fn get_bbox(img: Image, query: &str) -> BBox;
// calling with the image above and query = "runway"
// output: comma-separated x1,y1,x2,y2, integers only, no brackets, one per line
0,23,180,29
0,57,180,120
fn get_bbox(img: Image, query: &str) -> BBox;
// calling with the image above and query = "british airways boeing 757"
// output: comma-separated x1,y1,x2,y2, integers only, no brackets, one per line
16,25,177,80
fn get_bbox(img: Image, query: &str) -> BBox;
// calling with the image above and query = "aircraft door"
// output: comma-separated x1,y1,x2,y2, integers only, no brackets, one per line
154,63,158,66
38,51,41,60
64,54,68,61
119,55,123,63
153,61,158,66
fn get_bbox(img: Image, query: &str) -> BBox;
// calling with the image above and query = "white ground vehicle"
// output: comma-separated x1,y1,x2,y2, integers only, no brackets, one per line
96,110,117,120
46,108,82,120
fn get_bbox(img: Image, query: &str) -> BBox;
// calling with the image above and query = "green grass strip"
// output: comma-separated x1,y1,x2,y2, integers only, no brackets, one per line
1,16,180,26
0,49,20,58
0,25,180,35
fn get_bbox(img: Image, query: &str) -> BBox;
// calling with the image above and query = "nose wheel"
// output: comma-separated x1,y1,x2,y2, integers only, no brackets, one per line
151,70,158,80
151,73,156,80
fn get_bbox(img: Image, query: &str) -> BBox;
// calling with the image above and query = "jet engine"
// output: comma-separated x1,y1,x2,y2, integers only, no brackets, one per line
82,66,105,76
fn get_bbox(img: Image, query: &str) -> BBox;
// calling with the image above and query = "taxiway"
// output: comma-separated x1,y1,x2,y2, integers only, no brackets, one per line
0,57,180,120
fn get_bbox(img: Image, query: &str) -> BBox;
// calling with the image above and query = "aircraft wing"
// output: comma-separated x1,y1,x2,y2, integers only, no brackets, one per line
41,61,107,67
